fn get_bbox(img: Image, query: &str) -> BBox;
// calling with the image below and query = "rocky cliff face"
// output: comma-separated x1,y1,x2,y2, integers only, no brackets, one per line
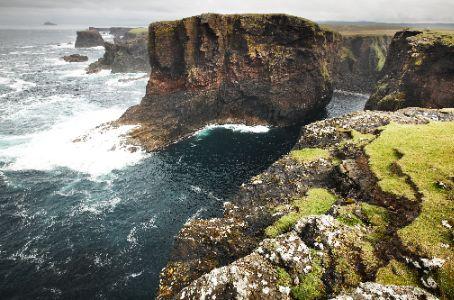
87,35,150,73
158,108,454,299
75,30,104,48
333,35,392,93
118,14,338,151
366,30,454,110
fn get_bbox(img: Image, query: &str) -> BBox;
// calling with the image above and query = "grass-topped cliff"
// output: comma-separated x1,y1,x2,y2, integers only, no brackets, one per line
366,30,454,110
157,108,454,299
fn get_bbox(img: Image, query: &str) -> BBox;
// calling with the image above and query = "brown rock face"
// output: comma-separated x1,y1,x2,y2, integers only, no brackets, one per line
333,35,392,93
119,14,338,151
75,30,104,48
366,30,454,110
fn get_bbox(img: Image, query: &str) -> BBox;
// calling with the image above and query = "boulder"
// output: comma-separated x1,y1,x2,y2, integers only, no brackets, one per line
61,54,88,62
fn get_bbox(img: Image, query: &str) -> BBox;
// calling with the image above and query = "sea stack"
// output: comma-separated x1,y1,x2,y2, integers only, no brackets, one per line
75,29,104,48
366,30,454,110
119,13,339,151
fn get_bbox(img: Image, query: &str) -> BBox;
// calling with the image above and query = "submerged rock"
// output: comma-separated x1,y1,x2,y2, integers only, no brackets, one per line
366,30,454,110
118,13,339,151
75,29,104,48
61,54,88,62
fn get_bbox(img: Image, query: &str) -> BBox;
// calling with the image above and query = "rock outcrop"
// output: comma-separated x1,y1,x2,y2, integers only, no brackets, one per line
87,35,150,73
118,13,339,151
158,107,454,299
366,30,454,110
62,54,88,62
333,35,392,93
75,29,104,48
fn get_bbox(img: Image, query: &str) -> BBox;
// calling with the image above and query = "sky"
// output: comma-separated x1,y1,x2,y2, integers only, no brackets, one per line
0,0,453,26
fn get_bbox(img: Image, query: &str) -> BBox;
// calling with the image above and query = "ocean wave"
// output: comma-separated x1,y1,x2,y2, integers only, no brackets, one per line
0,77,36,96
194,123,270,138
127,216,157,247
0,106,147,177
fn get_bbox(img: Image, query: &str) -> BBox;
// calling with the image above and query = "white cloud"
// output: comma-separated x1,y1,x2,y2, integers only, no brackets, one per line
0,0,453,26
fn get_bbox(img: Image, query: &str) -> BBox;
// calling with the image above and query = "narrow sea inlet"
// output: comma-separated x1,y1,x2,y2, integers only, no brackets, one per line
0,28,367,298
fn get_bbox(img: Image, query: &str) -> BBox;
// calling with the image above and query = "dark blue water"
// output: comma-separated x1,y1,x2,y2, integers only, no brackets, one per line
0,28,368,299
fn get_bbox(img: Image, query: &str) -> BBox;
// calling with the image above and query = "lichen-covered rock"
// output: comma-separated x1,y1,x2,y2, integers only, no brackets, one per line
333,35,392,93
61,54,88,62
158,108,454,299
118,13,339,151
75,29,104,48
366,30,454,110
332,282,438,300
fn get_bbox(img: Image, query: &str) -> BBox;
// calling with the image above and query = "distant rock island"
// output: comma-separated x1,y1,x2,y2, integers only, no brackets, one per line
43,21,57,26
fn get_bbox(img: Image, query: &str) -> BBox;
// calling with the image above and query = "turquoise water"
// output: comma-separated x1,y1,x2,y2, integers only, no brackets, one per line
0,28,367,299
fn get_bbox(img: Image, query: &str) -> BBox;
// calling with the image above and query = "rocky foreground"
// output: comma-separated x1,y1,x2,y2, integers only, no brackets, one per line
118,14,338,151
158,108,454,299
366,30,454,110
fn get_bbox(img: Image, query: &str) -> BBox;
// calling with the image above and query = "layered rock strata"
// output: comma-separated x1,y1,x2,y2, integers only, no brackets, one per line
118,14,339,151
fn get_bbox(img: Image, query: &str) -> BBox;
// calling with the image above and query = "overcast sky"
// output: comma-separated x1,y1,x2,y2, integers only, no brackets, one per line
1,0,453,26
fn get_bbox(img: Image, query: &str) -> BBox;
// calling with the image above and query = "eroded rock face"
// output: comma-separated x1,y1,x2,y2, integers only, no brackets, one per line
333,35,392,93
75,29,104,48
118,13,338,151
87,36,150,74
366,30,454,110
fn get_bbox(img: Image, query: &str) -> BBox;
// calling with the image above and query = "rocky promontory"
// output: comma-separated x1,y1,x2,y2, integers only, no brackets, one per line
366,30,454,110
75,29,104,48
158,107,454,299
333,35,392,93
118,13,338,151
87,34,150,73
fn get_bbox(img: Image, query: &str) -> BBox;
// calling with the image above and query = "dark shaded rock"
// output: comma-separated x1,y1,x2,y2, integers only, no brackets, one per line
75,29,104,48
86,35,150,74
62,54,88,62
118,13,339,151
366,30,454,110
333,35,392,93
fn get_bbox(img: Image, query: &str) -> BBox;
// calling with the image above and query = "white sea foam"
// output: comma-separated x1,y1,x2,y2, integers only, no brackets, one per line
0,77,36,97
194,123,270,138
0,106,146,177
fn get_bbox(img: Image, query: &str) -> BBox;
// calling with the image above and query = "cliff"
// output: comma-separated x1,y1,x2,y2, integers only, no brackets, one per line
87,35,150,73
333,35,392,93
118,14,339,151
158,108,454,299
366,30,454,110
75,29,104,48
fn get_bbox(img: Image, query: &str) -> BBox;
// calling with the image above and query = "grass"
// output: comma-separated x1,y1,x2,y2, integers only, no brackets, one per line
129,27,148,35
265,188,337,237
365,122,454,296
336,205,364,226
376,259,419,287
371,40,387,72
291,252,325,300
290,148,330,163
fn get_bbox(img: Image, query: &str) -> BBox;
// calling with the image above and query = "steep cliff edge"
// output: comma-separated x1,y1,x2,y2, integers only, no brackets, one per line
333,35,392,92
366,30,454,110
158,108,454,299
118,14,338,151
75,29,104,48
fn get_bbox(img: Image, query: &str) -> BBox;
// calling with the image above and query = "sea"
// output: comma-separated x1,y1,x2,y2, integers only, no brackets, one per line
0,27,369,299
